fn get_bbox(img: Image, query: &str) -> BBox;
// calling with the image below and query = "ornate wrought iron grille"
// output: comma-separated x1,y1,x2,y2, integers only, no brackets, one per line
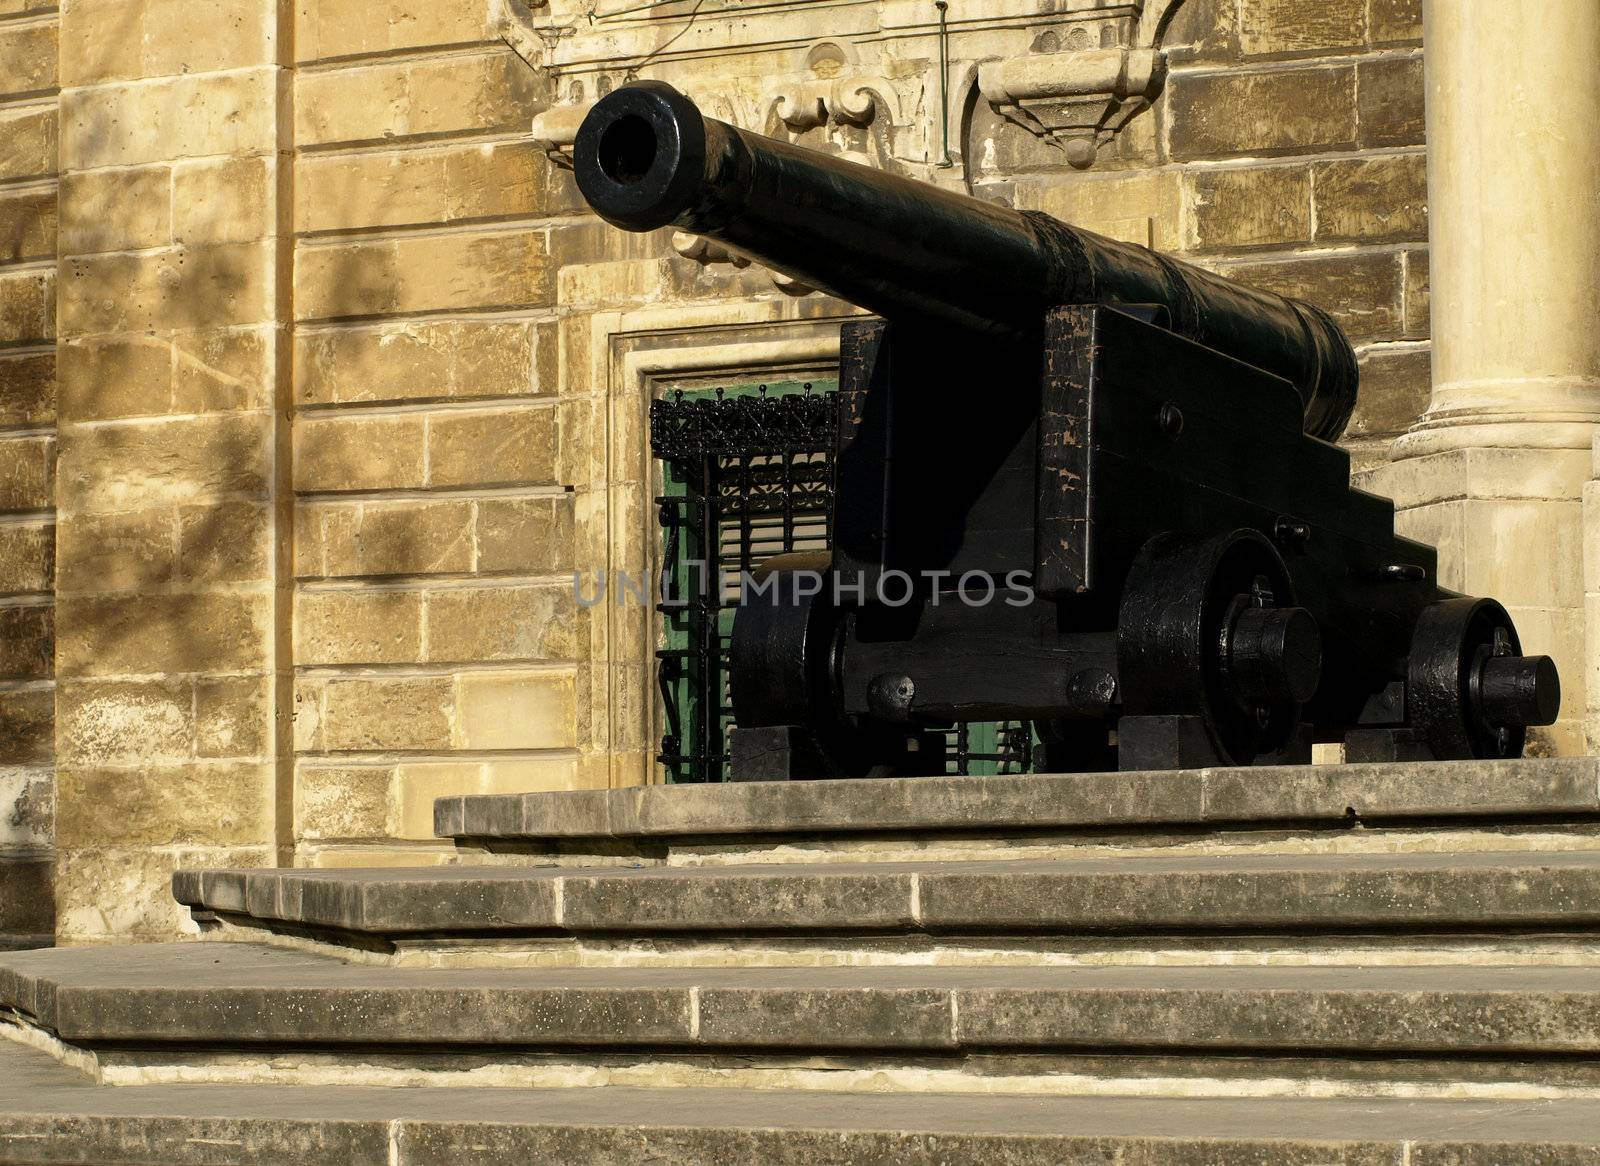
651,380,1034,782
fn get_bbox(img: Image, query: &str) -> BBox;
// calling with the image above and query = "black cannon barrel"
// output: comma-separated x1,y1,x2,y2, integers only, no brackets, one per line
574,82,1358,440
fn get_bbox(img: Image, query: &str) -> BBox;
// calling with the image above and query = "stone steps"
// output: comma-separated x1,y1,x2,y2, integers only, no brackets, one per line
3,1040,1598,1166
174,849,1600,948
435,759,1600,866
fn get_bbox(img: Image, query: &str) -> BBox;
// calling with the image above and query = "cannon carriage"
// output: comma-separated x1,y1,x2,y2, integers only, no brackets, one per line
575,81,1560,778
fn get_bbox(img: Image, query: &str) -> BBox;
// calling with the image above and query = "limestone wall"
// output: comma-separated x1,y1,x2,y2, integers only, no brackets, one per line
0,0,1443,941
0,0,58,949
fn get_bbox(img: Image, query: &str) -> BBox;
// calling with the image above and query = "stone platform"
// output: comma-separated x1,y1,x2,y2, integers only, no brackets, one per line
7,759,1600,1162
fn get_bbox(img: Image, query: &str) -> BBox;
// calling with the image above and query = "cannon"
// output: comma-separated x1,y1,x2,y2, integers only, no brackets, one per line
576,81,1561,777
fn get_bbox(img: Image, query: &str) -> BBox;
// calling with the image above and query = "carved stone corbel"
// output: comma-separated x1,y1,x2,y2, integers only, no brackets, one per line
978,46,1167,169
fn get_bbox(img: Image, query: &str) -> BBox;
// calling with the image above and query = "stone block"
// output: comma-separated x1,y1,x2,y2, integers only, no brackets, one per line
476,496,575,573
55,591,270,677
58,166,169,255
294,50,541,147
394,760,482,839
195,674,270,759
426,405,560,488
0,351,52,427
56,676,192,765
295,588,423,665
1219,251,1404,344
319,675,454,751
296,141,542,233
173,156,274,246
0,858,51,936
454,670,576,750
426,585,577,664
0,187,54,262
1239,0,1364,55
1357,57,1425,148
0,689,52,765
294,413,427,493
295,765,395,841
172,325,275,414
0,768,51,848
1404,498,1586,610
0,19,57,94
294,229,552,321
61,0,272,84
1017,170,1181,251
558,257,664,309
1313,153,1428,244
61,68,277,168
0,106,55,183
0,434,53,511
57,334,171,421
1183,165,1311,252
55,509,174,592
177,500,271,583
58,413,270,513
304,499,475,579
58,243,273,335
292,677,323,752
0,269,52,346
1369,0,1423,44
1404,249,1430,339
56,844,271,941
1167,66,1357,160
295,0,494,62
1160,0,1241,63
294,320,540,407
0,521,53,594
1347,347,1430,442
0,606,50,680
55,763,273,847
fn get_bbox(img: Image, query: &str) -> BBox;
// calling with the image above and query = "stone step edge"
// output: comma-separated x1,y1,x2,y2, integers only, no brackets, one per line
434,759,1600,845
173,850,1600,939
1,1037,1598,1166
12,948,1600,1058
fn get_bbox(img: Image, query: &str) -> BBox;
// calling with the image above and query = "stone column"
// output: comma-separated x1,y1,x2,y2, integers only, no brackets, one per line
52,0,291,940
1374,0,1600,754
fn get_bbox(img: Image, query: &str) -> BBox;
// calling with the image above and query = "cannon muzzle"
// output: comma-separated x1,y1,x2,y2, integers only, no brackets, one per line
575,82,1358,440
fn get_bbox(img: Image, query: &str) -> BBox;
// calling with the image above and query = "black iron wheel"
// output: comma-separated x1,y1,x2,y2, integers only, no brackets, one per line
1119,529,1322,765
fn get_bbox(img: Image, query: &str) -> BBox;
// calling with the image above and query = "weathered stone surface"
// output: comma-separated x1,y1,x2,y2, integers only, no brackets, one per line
294,51,541,147
57,676,192,765
1357,57,1426,147
1404,249,1430,338
426,406,560,488
0,269,52,345
1239,0,1364,56
1184,165,1311,251
58,243,273,334
317,675,454,752
0,106,55,183
0,689,52,764
0,435,52,510
299,499,476,578
296,765,395,841
1220,251,1404,343
0,187,55,262
296,142,543,233
426,587,576,664
295,589,423,665
1167,67,1357,159
1018,171,1181,251
55,591,271,676
475,496,573,574
0,351,53,427
58,166,168,254
1346,347,1431,442
295,230,553,321
1369,0,1423,45
452,670,577,750
295,0,494,62
55,764,273,847
0,858,51,938
194,674,270,759
1313,154,1428,244
0,19,57,94
177,500,271,583
61,69,277,168
173,156,274,246
293,414,427,493
0,521,53,594
58,412,270,515
0,604,50,679
294,320,544,406
59,0,271,85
